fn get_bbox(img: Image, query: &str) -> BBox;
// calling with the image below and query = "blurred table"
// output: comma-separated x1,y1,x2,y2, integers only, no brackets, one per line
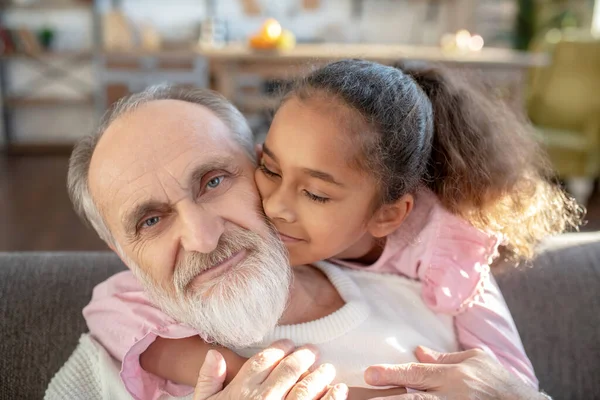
200,43,550,114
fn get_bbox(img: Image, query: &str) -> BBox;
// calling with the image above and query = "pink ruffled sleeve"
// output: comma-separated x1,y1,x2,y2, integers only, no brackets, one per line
381,196,537,387
416,215,501,315
455,276,539,389
83,271,198,400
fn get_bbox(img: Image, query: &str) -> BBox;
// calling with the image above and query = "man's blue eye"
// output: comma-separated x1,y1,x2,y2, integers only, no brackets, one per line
143,216,160,228
207,176,223,189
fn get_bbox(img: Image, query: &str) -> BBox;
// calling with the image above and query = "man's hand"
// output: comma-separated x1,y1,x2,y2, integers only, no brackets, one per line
364,346,545,400
194,339,348,400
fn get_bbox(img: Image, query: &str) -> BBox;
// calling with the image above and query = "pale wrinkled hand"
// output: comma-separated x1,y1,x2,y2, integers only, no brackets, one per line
364,346,544,400
193,339,348,400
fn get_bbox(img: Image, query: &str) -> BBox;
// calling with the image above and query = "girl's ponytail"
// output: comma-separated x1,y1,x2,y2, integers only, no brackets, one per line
403,64,583,258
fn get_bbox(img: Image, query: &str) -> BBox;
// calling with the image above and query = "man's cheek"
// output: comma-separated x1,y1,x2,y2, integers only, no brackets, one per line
227,183,262,212
140,245,172,288
222,191,269,236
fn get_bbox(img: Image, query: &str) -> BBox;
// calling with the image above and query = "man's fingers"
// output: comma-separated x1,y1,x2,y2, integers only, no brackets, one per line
193,350,227,400
364,363,447,390
260,345,320,398
415,346,479,365
321,384,349,400
286,363,336,400
241,339,296,385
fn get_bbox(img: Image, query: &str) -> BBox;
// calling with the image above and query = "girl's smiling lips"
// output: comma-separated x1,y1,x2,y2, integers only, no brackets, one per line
278,232,304,243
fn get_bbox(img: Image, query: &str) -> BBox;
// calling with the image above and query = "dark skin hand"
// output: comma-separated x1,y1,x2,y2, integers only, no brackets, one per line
347,386,407,399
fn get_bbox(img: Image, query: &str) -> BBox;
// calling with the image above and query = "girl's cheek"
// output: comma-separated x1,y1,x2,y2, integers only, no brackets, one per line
254,172,270,199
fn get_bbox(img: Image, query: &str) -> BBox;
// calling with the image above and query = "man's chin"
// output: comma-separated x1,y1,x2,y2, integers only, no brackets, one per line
182,293,285,349
161,265,290,348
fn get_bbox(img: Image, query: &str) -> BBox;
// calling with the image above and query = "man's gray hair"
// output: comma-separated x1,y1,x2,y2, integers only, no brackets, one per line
67,84,254,244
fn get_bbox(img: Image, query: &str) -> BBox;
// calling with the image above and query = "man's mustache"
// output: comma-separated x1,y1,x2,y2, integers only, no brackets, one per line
173,229,259,294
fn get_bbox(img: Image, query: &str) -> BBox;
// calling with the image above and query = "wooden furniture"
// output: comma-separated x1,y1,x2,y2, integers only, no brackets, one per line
200,43,550,115
97,50,208,110
0,1,96,153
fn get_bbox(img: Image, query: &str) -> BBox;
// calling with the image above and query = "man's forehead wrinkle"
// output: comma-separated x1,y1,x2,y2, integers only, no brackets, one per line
116,164,193,230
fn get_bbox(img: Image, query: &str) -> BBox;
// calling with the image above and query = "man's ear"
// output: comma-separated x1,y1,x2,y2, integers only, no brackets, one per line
367,194,413,238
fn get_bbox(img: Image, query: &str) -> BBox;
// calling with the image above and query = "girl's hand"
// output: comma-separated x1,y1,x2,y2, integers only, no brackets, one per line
346,386,406,400
193,340,348,400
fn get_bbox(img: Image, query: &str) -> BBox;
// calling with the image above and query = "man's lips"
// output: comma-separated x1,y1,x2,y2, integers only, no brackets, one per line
190,249,248,288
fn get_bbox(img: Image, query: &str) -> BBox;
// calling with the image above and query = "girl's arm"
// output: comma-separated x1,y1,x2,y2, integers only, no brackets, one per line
83,270,246,399
454,275,538,389
140,336,247,387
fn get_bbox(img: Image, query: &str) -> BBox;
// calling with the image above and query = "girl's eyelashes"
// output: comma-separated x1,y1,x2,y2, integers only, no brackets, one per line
304,190,330,204
259,163,331,203
259,163,280,178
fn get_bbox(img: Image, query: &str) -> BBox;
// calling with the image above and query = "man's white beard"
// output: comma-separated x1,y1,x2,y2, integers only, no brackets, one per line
129,226,292,348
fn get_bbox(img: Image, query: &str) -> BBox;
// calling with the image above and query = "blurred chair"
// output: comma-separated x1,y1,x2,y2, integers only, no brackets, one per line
527,38,600,205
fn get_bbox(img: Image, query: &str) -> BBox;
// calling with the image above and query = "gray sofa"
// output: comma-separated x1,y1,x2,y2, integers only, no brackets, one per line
1,233,600,400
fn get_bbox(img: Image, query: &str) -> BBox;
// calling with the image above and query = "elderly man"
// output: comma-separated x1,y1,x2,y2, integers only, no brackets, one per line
47,86,547,400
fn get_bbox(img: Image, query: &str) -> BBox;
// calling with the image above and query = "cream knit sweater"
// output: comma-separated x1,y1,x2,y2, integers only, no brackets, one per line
46,262,457,399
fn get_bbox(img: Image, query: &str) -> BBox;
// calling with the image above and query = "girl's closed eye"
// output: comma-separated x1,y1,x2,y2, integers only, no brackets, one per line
259,163,280,178
304,190,330,204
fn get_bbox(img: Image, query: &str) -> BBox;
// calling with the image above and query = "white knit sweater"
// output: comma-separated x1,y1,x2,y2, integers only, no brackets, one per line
46,261,457,399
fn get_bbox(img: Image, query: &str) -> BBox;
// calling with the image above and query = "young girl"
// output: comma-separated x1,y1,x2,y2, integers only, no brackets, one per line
84,60,581,399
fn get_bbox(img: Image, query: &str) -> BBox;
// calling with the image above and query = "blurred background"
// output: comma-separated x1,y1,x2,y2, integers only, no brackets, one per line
0,0,599,251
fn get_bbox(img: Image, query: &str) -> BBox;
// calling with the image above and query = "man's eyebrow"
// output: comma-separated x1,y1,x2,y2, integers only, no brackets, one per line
302,168,345,187
122,201,169,236
262,144,278,162
122,156,239,235
189,156,237,185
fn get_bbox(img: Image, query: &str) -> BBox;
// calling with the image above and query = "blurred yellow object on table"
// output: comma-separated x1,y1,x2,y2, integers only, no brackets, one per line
249,19,296,51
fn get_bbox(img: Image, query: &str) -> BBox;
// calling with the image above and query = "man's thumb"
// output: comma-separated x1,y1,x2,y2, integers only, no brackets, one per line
415,346,473,365
193,350,227,400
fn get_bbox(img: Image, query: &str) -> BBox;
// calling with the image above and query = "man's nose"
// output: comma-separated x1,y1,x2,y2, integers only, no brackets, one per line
178,201,224,254
262,186,296,223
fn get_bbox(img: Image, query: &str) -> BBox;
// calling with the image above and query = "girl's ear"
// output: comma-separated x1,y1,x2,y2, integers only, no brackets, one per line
367,194,413,238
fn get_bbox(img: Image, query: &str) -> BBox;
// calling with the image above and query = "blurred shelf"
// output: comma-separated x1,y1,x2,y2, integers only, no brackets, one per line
5,95,94,107
0,51,93,60
101,49,200,58
237,95,280,113
0,2,92,11
201,43,551,68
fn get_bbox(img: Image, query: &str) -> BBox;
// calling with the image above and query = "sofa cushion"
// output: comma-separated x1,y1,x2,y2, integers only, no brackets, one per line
0,252,125,400
495,233,600,399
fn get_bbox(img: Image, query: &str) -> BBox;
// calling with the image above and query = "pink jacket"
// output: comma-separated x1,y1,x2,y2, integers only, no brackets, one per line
83,190,537,400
